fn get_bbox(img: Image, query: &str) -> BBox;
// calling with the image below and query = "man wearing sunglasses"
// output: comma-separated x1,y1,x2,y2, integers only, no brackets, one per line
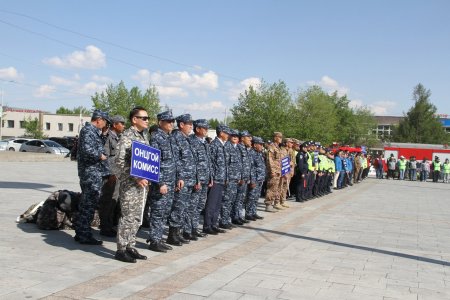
114,106,150,263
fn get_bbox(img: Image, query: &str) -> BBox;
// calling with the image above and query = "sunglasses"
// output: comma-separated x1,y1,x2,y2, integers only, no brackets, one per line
135,116,150,121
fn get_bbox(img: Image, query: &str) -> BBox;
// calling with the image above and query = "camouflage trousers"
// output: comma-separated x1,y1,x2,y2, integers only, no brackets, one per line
148,182,174,243
169,183,194,229
264,176,281,206
221,180,239,225
184,182,208,233
75,174,102,239
280,174,290,203
117,178,147,251
232,182,248,220
246,181,263,217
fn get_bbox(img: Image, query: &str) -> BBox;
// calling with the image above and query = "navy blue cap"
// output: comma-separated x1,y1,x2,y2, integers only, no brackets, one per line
239,130,252,137
176,114,193,123
217,124,231,135
92,109,110,122
253,136,264,144
110,115,126,124
193,119,209,129
301,142,308,148
230,129,240,136
157,110,175,121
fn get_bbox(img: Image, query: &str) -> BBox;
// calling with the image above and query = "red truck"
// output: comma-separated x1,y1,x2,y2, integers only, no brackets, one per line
383,142,450,162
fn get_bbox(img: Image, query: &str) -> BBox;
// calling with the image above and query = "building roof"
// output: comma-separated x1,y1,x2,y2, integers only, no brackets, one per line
374,116,403,125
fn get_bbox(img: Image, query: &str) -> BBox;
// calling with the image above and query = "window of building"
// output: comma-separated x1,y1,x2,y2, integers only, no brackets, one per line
7,120,14,128
68,123,74,132
20,121,25,128
58,123,63,131
46,122,51,130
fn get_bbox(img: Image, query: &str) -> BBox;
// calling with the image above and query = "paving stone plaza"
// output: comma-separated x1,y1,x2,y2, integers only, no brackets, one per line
1,159,450,299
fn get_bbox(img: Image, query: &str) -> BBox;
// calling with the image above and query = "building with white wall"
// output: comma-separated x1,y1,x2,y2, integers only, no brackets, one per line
0,107,90,139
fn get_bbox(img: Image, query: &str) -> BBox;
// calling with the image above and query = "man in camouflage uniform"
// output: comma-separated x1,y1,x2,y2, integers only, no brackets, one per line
203,124,229,235
279,138,293,208
245,136,266,220
168,114,197,244
222,129,242,227
264,132,283,212
147,111,177,252
98,115,126,237
185,119,211,238
235,130,253,223
114,107,150,263
74,109,109,245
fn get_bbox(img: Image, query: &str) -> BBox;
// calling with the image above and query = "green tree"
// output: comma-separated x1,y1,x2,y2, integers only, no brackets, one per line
91,81,160,125
394,84,448,144
293,86,338,145
208,118,220,129
56,106,90,115
230,80,295,140
23,117,46,139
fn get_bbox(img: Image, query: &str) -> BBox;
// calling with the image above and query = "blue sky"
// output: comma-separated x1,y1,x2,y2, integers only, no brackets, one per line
0,0,449,120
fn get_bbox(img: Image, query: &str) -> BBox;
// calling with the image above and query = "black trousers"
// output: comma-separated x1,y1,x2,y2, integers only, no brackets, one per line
204,183,224,229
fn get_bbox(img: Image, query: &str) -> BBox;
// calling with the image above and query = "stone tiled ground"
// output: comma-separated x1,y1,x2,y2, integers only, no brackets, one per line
1,161,450,299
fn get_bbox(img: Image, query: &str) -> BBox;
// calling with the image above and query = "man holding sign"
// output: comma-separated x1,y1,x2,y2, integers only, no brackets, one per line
113,106,150,263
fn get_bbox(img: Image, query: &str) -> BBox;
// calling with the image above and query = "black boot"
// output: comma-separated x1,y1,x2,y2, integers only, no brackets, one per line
193,228,207,237
148,242,167,253
115,250,137,263
160,241,173,250
126,248,147,260
184,231,198,241
176,228,190,244
166,227,182,246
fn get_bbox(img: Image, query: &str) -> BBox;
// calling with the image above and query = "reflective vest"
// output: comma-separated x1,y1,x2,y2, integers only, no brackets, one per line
307,151,315,171
398,159,407,170
433,161,441,171
443,163,450,174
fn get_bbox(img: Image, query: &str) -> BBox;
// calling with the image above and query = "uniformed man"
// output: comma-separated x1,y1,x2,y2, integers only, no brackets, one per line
222,129,242,227
295,142,309,202
114,107,150,263
185,119,211,238
305,141,316,200
279,138,293,208
203,124,229,235
168,114,197,244
74,109,109,245
317,145,328,196
235,130,253,223
98,115,126,237
246,136,266,220
147,111,177,252
264,132,283,212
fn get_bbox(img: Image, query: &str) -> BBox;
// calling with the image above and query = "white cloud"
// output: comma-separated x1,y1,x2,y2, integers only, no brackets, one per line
175,100,225,112
132,69,219,98
50,75,79,86
72,81,108,95
43,45,106,69
228,77,261,100
34,85,56,98
368,101,397,115
308,75,349,97
92,75,113,83
0,67,22,80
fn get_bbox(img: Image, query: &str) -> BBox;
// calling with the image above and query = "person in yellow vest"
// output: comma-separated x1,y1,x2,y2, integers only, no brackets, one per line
432,156,441,183
317,145,328,196
398,156,407,180
442,158,450,183
326,149,335,193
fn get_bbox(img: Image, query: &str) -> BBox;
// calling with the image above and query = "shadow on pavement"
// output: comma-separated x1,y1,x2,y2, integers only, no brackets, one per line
16,223,115,258
0,181,54,191
242,226,450,267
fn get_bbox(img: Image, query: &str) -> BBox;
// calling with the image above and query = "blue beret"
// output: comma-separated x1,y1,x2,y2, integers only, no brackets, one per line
193,119,209,129
239,130,251,137
157,110,174,121
176,114,193,123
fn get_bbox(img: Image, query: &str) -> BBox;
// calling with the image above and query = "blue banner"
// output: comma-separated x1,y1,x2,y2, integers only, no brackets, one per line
281,156,291,176
130,141,160,183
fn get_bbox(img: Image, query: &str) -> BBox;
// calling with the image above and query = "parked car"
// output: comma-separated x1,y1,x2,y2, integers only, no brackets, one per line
19,140,70,155
48,137,77,151
0,140,8,151
5,138,34,151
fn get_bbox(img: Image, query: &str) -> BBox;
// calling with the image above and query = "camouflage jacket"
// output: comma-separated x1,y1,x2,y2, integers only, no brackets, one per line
172,129,197,186
266,143,281,176
188,134,212,184
238,143,252,181
149,128,177,185
225,142,242,181
113,126,149,181
77,122,108,177
210,137,228,184
250,148,266,182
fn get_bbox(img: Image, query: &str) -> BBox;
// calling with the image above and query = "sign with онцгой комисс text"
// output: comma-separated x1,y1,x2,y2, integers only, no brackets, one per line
130,141,160,183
